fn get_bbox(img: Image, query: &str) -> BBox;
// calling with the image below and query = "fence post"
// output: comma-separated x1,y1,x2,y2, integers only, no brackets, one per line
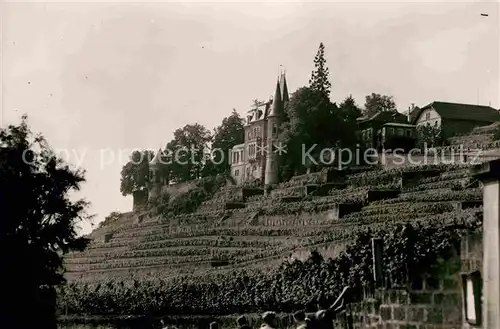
372,238,384,288
470,159,500,329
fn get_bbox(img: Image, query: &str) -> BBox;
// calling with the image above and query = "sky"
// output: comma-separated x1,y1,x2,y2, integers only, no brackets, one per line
1,0,499,234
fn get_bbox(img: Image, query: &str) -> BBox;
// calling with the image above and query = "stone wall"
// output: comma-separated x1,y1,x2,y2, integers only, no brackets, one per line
288,240,352,262
342,234,485,329
161,180,197,200
460,234,483,329
346,275,462,328
132,189,148,211
461,233,482,276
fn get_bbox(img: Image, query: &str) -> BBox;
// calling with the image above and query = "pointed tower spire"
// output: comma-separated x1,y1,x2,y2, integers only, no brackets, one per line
269,77,282,117
150,148,163,167
280,70,289,103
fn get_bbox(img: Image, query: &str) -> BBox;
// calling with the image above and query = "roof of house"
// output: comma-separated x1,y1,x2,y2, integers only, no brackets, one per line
408,106,421,122
383,122,416,128
412,101,500,123
246,73,289,125
357,110,407,124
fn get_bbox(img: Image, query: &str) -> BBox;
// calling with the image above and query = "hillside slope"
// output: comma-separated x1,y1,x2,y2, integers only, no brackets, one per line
64,164,482,282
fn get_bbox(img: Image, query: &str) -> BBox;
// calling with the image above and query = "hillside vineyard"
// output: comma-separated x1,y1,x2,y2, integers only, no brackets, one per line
59,162,484,316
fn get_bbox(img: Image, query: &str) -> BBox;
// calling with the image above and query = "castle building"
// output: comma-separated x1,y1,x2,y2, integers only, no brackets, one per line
230,73,289,186
148,148,166,201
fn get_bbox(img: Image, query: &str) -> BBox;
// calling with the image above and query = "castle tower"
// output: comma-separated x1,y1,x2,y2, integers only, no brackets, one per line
264,77,285,186
148,148,163,201
280,71,289,103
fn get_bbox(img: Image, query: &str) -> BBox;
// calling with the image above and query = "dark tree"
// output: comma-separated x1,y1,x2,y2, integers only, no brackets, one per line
205,109,245,176
338,95,363,147
0,115,91,329
416,124,444,148
280,87,342,178
309,42,332,98
363,93,397,118
165,123,212,182
120,150,154,196
98,211,122,229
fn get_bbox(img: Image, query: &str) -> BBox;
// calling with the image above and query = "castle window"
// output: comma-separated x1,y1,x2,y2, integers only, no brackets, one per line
425,112,430,121
397,128,403,136
248,131,251,140
256,126,261,138
405,130,411,137
235,169,239,177
272,123,278,137
248,144,256,158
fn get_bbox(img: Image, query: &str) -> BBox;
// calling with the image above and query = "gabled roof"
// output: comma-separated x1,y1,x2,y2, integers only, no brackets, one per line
357,110,407,124
280,72,289,103
246,72,289,124
268,78,282,117
408,106,420,122
412,101,500,124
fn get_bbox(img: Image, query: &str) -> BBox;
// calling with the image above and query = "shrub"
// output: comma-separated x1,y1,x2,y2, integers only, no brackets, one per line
158,174,228,217
58,210,481,316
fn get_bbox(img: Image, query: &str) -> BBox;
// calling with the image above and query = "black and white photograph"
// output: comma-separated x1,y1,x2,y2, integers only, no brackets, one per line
0,0,499,328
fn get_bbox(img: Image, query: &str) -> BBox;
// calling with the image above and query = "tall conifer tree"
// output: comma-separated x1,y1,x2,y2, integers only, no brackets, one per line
309,42,332,98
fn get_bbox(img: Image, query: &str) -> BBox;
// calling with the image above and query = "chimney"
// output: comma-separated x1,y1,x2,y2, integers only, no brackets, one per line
407,103,415,124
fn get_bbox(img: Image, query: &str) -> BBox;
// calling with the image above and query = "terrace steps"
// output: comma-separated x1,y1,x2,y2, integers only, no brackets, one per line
64,163,480,281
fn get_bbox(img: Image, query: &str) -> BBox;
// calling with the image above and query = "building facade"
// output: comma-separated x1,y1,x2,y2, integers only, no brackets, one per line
411,101,500,139
357,111,415,151
230,73,289,186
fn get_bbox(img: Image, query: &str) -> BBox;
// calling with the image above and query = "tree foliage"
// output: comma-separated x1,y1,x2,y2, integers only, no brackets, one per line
205,109,245,176
338,95,363,147
363,93,397,118
309,42,332,98
120,150,154,196
0,115,90,329
98,211,122,229
416,124,444,148
164,124,212,183
156,174,228,216
58,215,480,317
492,124,500,141
280,87,342,179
